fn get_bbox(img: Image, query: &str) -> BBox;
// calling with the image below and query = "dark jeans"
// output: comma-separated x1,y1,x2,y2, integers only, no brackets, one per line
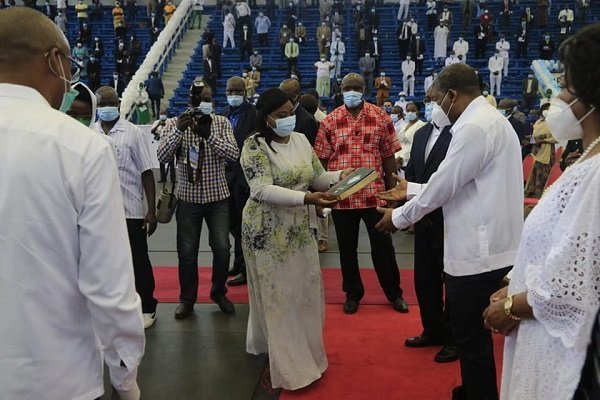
149,95,161,118
176,200,230,304
126,219,158,313
332,208,403,303
258,33,269,46
414,217,452,344
445,266,511,400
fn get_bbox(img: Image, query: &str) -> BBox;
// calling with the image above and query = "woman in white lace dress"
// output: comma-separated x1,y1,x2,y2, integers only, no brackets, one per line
483,24,600,400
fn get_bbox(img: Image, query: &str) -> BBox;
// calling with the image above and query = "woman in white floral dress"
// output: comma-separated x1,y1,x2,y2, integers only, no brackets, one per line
483,24,600,400
240,88,351,390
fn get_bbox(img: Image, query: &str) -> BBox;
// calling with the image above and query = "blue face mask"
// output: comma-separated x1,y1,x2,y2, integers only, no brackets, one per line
405,111,418,121
343,90,363,108
383,105,392,113
197,102,213,114
227,95,244,108
97,106,120,122
269,115,296,137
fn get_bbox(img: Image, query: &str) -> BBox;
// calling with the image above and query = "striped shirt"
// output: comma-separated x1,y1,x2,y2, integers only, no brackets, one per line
95,118,154,218
314,101,401,209
157,114,239,204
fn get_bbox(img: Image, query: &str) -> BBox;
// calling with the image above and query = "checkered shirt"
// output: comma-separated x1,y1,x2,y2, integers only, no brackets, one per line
314,101,401,209
157,114,239,204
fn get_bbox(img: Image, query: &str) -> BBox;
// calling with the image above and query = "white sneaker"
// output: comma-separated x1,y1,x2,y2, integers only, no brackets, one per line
143,312,157,329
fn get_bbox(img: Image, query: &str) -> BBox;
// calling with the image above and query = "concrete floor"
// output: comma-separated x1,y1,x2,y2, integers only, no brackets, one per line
99,171,415,399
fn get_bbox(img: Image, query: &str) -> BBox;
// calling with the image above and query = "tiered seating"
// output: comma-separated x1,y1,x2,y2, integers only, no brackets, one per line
168,1,598,116
65,6,153,87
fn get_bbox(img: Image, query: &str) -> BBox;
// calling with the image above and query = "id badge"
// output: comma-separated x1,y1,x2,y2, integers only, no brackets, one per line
189,145,199,169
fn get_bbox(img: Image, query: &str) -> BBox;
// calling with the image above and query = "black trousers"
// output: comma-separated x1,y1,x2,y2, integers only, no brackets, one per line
413,217,452,343
258,33,269,46
475,40,486,59
332,208,403,303
240,40,253,61
149,95,161,118
445,266,511,400
227,172,249,274
126,219,158,314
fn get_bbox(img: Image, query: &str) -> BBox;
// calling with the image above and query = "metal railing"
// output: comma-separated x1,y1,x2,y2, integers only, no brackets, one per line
121,0,194,119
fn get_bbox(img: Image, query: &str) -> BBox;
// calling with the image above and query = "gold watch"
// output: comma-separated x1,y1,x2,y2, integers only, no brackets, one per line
504,295,522,321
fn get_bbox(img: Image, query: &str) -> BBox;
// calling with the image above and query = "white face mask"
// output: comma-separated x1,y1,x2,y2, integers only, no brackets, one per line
269,115,296,137
431,92,453,129
546,97,595,141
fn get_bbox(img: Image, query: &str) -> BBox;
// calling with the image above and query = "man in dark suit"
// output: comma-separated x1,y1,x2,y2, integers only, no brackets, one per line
410,34,426,76
279,78,319,145
222,77,256,286
203,53,218,95
498,98,528,158
403,122,458,364
209,38,222,78
239,24,253,62
539,34,555,60
107,71,126,96
521,73,538,112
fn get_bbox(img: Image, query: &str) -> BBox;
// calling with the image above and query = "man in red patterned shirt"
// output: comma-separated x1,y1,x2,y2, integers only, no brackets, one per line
314,73,409,314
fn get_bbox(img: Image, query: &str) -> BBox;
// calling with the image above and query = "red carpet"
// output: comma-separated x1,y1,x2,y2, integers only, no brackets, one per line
281,304,505,400
153,266,417,305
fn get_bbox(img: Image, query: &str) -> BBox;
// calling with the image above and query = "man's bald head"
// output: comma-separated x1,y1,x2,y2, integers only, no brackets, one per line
341,73,365,93
226,76,245,96
431,63,481,97
279,78,301,100
0,7,68,68
96,86,120,107
0,7,73,109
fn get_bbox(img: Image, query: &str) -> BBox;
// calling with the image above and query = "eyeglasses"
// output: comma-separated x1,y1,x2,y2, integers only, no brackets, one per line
45,49,81,84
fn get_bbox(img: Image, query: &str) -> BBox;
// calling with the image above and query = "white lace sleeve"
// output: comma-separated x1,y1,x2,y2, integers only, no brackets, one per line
525,162,600,350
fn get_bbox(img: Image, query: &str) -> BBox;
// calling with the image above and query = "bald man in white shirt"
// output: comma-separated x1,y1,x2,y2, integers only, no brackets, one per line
0,7,144,400
376,64,523,400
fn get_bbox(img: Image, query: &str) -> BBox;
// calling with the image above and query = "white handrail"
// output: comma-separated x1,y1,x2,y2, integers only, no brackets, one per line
120,0,194,118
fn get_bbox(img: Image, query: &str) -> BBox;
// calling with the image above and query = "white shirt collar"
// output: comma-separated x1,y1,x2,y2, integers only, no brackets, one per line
0,83,51,107
450,96,488,136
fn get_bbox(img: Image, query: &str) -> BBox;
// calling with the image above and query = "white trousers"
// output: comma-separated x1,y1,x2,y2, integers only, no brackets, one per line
403,76,415,97
223,29,235,48
502,56,509,76
490,74,502,96
398,3,409,21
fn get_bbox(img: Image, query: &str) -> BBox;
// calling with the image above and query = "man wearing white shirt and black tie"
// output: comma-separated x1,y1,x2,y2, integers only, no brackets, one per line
403,118,458,364
376,64,523,400
488,50,503,96
402,55,416,97
95,86,159,329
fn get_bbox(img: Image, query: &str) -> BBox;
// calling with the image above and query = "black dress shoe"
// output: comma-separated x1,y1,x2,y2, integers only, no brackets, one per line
392,297,409,313
452,385,466,400
343,299,359,314
174,303,194,320
228,264,243,277
227,272,247,286
211,294,235,314
434,345,460,363
405,334,444,347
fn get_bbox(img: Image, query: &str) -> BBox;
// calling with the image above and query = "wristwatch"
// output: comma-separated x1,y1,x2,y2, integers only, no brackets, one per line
504,295,522,321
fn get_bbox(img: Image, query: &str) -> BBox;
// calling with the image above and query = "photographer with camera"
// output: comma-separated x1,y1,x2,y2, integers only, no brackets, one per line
157,79,239,320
